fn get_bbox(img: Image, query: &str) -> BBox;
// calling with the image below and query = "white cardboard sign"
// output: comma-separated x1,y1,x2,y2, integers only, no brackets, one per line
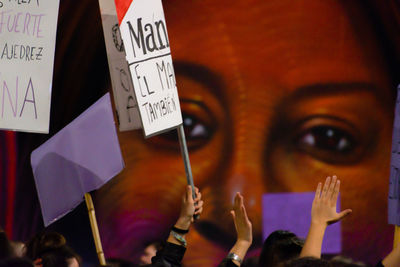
0,0,60,133
119,0,183,137
98,0,142,131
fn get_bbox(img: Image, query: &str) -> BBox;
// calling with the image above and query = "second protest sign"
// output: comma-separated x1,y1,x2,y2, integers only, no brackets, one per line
117,0,182,137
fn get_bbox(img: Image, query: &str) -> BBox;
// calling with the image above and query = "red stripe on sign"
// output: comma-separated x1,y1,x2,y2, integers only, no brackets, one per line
4,131,16,238
114,0,133,24
0,133,3,227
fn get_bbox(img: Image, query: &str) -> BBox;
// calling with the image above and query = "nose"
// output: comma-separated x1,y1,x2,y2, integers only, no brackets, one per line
196,139,266,248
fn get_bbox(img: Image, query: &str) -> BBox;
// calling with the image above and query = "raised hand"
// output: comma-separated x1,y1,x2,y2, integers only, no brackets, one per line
300,175,352,259
311,175,352,226
175,186,203,230
231,192,252,244
222,193,253,266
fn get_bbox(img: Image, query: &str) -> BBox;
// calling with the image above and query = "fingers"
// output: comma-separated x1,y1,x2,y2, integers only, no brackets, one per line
234,192,241,208
321,175,340,201
230,210,236,221
327,175,337,199
187,186,202,203
321,176,331,198
194,200,204,215
193,187,203,218
331,179,340,203
314,182,322,200
194,186,199,198
194,189,202,203
232,192,250,224
240,204,250,224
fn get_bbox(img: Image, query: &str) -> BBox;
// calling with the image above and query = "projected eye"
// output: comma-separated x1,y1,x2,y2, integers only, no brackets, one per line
293,120,362,164
297,126,355,153
148,101,216,150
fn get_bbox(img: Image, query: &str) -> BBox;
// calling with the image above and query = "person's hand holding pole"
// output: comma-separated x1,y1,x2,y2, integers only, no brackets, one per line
167,186,203,247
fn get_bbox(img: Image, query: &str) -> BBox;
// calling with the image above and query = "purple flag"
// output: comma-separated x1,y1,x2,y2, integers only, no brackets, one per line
262,192,341,254
31,93,124,226
389,85,400,225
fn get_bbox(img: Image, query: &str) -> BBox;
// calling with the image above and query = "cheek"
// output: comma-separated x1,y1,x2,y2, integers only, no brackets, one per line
268,135,391,242
96,126,226,217
268,144,390,202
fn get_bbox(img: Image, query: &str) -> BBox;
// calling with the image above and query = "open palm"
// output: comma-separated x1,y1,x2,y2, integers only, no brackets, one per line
311,176,352,226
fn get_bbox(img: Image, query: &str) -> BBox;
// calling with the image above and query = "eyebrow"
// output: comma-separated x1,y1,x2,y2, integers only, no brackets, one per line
265,82,390,148
284,82,396,114
289,82,388,101
173,60,226,102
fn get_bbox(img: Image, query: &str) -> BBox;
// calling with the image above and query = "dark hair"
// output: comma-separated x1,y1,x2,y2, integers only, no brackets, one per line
283,257,331,267
25,232,80,267
0,231,14,260
40,246,80,267
0,257,33,267
25,231,66,260
242,256,259,267
259,230,304,267
106,258,138,267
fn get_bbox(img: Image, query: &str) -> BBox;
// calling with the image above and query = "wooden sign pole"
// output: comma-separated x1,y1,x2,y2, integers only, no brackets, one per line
394,226,400,248
84,193,107,266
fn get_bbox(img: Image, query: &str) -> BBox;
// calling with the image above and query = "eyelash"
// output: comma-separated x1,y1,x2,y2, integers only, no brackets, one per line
145,103,216,151
290,118,364,165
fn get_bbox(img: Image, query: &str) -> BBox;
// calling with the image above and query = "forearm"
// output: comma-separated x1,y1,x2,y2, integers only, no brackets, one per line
300,222,327,258
382,246,400,267
167,216,191,245
152,242,186,266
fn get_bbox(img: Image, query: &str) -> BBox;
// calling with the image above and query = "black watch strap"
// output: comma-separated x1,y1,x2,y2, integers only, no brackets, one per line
171,226,189,234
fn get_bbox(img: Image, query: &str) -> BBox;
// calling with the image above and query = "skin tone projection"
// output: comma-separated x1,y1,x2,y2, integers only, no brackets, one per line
94,0,397,265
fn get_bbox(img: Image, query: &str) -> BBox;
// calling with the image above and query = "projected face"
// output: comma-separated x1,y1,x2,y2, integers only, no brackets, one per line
95,1,395,265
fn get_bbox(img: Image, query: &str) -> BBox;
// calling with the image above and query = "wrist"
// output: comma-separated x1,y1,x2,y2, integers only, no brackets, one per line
226,253,243,265
235,239,252,249
170,230,187,247
174,217,191,230
310,221,328,236
310,220,328,229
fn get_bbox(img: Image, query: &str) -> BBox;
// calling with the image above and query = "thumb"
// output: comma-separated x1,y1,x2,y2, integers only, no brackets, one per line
230,210,236,222
337,209,352,220
186,185,192,202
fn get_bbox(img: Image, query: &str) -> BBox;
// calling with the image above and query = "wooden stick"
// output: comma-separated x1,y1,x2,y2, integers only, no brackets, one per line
84,193,106,266
394,225,400,249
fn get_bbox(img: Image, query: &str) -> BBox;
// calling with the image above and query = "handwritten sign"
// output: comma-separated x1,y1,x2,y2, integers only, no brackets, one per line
98,0,141,131
117,0,182,137
389,85,400,225
0,0,59,133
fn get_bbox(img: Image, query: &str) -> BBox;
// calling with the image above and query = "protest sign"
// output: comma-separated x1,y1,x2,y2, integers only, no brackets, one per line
0,0,60,133
389,85,400,226
98,0,141,131
31,93,124,226
115,0,183,137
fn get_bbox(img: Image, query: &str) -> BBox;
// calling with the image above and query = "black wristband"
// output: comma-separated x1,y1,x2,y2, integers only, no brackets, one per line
171,226,189,234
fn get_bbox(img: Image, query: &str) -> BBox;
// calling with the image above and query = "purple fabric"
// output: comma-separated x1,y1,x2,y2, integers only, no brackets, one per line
389,85,400,225
262,192,341,254
31,93,124,226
